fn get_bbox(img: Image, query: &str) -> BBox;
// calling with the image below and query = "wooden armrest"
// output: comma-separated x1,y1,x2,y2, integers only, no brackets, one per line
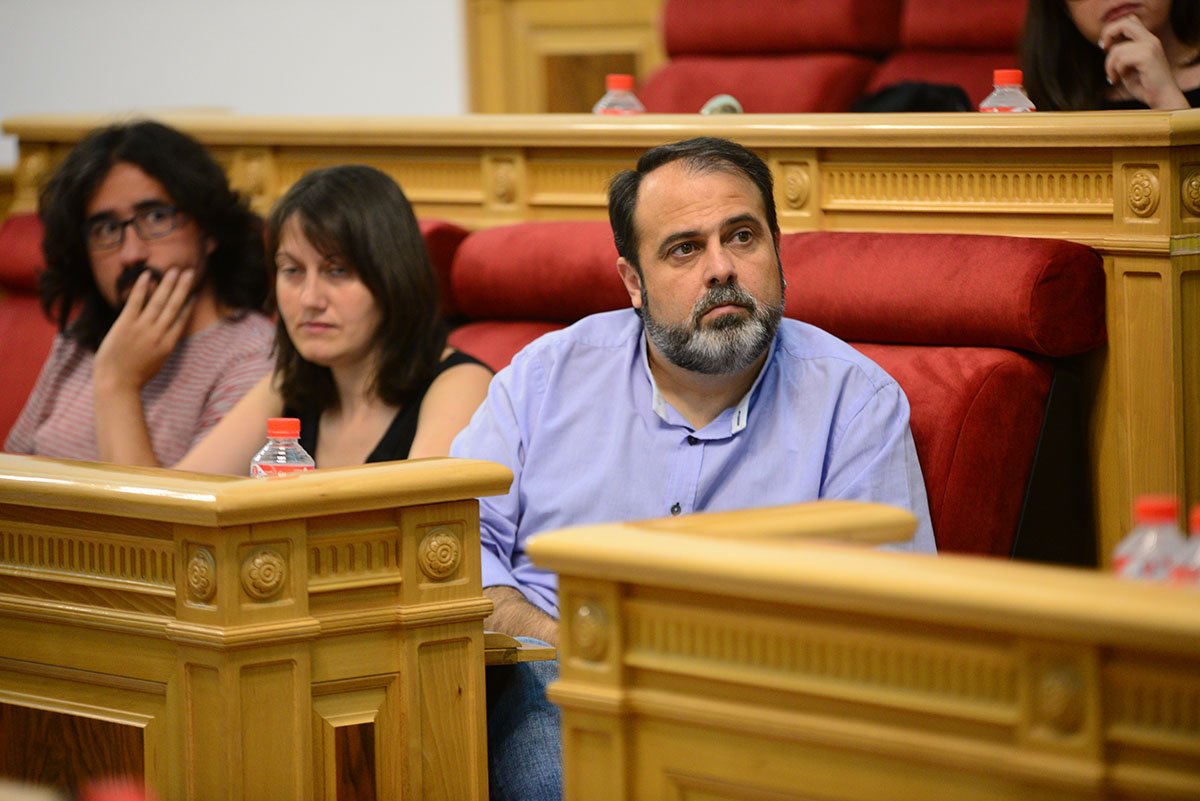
484,631,557,665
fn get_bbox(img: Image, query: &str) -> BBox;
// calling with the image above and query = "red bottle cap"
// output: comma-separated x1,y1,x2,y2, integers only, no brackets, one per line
1133,494,1179,524
993,69,1023,86
606,73,635,91
267,417,301,439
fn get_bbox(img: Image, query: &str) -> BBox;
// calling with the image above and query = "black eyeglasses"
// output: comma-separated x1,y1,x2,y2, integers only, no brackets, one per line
85,204,184,251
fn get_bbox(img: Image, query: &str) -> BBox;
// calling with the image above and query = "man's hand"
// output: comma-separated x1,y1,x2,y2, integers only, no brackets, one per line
483,586,559,647
92,268,195,466
93,268,195,395
1099,15,1190,110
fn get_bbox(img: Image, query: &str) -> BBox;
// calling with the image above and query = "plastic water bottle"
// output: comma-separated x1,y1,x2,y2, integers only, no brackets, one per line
979,69,1036,112
250,417,315,477
592,74,645,115
1112,494,1183,580
1168,505,1200,586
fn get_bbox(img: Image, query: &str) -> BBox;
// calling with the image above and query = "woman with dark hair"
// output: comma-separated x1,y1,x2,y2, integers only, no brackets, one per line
1021,0,1200,109
171,165,492,473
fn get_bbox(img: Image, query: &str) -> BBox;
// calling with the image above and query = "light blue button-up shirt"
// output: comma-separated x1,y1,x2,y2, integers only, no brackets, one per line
450,309,935,617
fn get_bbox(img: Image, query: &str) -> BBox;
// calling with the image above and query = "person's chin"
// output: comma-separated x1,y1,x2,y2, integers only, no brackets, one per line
295,342,339,366
700,311,751,332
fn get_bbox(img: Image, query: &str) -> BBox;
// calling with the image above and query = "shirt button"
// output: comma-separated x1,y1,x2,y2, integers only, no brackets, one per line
687,435,699,445
670,502,682,516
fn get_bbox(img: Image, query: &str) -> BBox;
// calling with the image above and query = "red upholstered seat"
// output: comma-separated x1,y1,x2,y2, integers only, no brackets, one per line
0,214,57,445
642,0,1027,112
856,343,1052,556
868,0,1026,107
661,0,901,56
641,55,879,114
445,220,1105,558
419,219,469,319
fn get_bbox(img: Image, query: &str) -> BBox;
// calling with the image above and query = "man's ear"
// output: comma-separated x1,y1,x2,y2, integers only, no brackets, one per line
616,257,643,310
204,234,217,259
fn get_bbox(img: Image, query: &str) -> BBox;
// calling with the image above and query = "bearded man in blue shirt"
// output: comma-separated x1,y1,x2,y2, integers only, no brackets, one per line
450,136,935,801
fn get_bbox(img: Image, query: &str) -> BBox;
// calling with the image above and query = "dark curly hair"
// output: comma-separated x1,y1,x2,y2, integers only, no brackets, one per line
37,120,269,350
265,164,447,413
1021,0,1200,110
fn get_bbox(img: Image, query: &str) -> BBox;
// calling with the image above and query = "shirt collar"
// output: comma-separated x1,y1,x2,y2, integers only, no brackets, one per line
639,330,778,436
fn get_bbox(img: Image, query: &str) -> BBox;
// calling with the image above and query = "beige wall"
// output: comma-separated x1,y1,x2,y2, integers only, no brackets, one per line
0,0,468,166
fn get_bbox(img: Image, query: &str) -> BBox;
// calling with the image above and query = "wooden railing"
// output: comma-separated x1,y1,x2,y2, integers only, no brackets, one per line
529,501,1200,800
5,110,1200,561
0,453,511,800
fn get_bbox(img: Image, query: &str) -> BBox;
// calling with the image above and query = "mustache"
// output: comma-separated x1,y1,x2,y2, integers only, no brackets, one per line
115,264,164,298
690,283,758,327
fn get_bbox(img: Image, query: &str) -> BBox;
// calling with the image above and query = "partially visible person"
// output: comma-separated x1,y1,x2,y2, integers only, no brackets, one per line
1022,0,1200,109
4,121,273,465
451,136,935,801
163,165,492,473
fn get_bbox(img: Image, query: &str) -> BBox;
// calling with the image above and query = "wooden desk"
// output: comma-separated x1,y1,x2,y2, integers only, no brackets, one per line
0,454,511,800
529,501,1200,800
4,110,1199,561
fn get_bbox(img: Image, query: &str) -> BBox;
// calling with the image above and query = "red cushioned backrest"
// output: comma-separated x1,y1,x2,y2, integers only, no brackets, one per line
662,0,902,56
900,0,1026,50
0,295,57,445
0,214,56,445
450,221,629,321
781,231,1104,356
0,213,45,293
640,54,878,113
450,223,1105,358
861,0,1026,107
418,219,469,319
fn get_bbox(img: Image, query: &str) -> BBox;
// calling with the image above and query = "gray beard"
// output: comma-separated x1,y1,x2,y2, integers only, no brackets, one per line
641,281,784,375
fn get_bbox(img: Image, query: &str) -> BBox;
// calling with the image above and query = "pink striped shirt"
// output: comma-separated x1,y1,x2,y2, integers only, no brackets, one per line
5,312,274,466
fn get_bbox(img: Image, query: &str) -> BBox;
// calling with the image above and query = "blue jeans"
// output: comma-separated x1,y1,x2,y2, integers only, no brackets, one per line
485,637,562,801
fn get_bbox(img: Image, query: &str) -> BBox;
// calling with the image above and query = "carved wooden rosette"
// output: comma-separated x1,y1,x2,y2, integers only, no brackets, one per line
418,528,461,581
240,547,287,601
1128,169,1159,217
1037,662,1085,736
186,547,217,604
1182,168,1200,217
571,600,608,662
783,164,810,210
493,161,517,204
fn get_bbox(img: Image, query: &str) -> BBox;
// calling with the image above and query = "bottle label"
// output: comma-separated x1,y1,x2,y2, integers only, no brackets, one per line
1168,565,1200,585
251,463,315,478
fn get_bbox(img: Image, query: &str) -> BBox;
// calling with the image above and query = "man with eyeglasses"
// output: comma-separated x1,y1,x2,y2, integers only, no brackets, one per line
4,121,274,466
